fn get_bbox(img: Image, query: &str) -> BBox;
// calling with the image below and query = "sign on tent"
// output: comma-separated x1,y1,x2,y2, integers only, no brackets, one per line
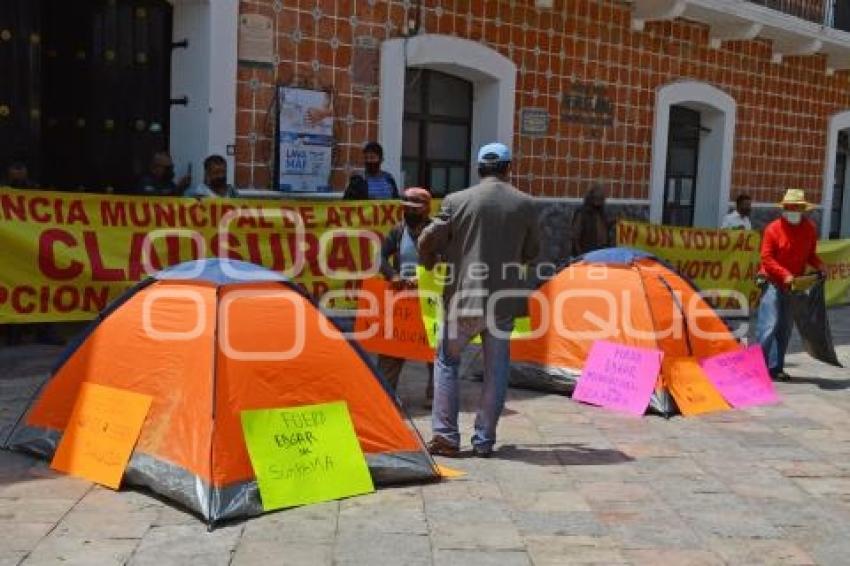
572,341,663,417
699,345,780,409
51,383,152,489
240,401,375,511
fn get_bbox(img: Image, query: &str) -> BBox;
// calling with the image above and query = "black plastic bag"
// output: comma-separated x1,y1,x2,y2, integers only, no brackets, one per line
790,280,844,367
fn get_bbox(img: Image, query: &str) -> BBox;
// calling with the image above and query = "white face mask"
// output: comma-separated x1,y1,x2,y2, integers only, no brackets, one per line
783,211,803,225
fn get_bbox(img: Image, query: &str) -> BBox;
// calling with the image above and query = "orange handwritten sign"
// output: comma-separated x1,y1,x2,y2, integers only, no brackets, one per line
51,383,152,489
354,277,434,362
663,357,729,417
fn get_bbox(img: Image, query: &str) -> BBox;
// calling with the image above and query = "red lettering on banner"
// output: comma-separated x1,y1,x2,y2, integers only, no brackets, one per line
236,209,258,229
11,286,35,313
84,232,126,281
129,202,152,227
54,285,79,313
29,197,51,223
0,194,89,225
189,203,208,227
101,201,128,226
268,234,287,271
327,236,356,272
128,233,162,281
341,206,356,225
358,235,377,272
3,285,112,314
325,207,342,228
165,234,188,266
356,206,374,227
211,233,243,260
733,232,757,251
675,259,723,280
39,229,84,280
646,226,674,248
380,203,398,226
299,206,317,229
1,194,25,221
246,232,263,264
618,223,638,246
153,202,175,226
728,262,742,281
287,232,321,276
67,200,88,225
278,206,297,229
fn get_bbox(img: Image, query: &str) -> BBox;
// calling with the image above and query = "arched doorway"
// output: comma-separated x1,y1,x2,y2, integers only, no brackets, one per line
379,34,516,192
821,110,850,238
649,81,736,227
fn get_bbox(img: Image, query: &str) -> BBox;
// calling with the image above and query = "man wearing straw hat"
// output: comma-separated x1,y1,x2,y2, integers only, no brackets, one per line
756,189,827,381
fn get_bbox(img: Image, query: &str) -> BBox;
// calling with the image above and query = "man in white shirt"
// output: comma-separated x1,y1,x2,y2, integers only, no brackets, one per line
184,155,239,198
721,194,753,230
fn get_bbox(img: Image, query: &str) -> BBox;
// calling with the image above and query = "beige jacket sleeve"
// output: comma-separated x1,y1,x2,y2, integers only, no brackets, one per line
417,198,453,269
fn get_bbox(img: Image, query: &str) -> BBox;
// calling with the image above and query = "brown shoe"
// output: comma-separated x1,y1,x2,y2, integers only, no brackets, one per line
426,436,459,458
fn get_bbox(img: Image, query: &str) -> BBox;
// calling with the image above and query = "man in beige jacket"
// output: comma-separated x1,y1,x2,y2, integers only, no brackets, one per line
418,142,539,458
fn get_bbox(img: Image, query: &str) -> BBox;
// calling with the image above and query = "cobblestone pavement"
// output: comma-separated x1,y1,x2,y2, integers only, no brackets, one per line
0,309,848,565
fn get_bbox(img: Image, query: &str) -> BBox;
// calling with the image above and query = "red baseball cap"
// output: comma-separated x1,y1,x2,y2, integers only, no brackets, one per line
401,187,431,211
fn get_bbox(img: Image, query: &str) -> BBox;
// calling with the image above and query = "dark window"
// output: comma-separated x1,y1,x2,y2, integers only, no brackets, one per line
0,0,173,192
663,106,701,227
831,131,848,239
402,69,472,197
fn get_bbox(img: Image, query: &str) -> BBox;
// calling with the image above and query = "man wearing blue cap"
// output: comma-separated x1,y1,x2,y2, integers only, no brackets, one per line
418,142,540,458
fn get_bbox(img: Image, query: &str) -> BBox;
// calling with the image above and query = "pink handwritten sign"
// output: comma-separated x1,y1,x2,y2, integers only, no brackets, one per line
572,341,663,417
699,345,780,409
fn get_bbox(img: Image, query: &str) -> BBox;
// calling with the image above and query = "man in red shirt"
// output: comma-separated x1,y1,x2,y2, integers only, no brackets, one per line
756,189,826,381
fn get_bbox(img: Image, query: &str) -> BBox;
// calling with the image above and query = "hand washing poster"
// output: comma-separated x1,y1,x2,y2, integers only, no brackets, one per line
278,86,334,193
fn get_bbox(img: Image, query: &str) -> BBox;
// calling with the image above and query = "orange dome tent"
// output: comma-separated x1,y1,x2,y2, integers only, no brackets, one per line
510,248,742,415
3,259,438,524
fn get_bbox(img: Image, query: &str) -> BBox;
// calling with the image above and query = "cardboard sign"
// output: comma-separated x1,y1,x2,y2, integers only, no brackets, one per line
663,357,730,417
572,341,662,416
51,383,152,489
416,265,529,348
240,401,374,511
417,265,447,348
699,345,780,409
354,277,433,362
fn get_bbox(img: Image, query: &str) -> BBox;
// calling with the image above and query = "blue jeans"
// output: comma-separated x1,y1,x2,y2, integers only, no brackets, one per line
756,283,794,374
431,316,514,450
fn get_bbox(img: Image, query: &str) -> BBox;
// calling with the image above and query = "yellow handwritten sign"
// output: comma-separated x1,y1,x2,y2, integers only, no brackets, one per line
240,401,374,511
51,383,152,489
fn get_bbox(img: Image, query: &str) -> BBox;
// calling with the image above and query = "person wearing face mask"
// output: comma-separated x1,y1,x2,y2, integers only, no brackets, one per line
184,155,239,198
756,189,826,381
343,142,400,200
376,187,434,405
135,151,191,197
571,184,614,257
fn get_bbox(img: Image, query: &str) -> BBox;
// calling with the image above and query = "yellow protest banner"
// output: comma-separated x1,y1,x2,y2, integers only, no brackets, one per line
240,401,374,511
616,220,762,309
617,220,850,307
817,239,850,306
51,383,152,489
0,187,404,322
